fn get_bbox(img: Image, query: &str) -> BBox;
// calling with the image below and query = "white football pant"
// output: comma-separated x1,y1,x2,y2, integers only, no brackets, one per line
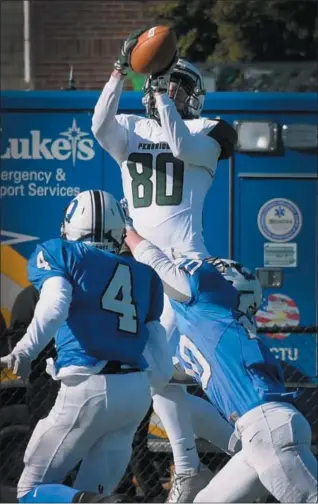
194,402,317,503
186,393,235,455
153,295,200,473
17,372,151,499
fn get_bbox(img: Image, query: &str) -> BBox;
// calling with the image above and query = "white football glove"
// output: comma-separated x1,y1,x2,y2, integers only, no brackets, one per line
120,198,135,231
0,352,32,380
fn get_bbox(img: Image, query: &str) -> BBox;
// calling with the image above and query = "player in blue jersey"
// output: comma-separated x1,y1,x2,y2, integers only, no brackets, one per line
0,190,172,502
125,228,318,503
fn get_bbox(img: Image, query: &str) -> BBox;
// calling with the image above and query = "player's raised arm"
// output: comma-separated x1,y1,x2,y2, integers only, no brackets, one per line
155,90,217,166
155,89,237,167
91,30,143,163
143,59,237,169
125,229,192,303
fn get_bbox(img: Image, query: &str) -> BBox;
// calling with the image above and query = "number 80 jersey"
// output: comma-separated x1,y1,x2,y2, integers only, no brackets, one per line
118,115,219,259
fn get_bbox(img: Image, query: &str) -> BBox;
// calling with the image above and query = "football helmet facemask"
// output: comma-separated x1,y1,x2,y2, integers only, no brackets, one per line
143,58,206,121
61,190,126,253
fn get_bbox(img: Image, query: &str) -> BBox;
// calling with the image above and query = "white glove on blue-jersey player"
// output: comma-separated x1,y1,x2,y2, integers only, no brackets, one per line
0,352,32,380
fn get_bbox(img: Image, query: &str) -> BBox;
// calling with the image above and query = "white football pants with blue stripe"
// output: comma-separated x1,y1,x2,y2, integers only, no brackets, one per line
17,372,151,499
194,401,318,503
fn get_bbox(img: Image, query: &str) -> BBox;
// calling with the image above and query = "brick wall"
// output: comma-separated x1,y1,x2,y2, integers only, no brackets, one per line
0,1,24,90
30,0,163,90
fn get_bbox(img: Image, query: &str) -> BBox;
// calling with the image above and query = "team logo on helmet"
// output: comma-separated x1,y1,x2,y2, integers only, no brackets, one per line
61,190,125,253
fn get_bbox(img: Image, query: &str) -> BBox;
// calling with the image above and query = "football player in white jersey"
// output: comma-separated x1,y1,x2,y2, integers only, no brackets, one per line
92,29,237,502
92,31,237,260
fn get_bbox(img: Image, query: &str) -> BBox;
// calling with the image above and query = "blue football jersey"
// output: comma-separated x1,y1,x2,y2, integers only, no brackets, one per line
173,258,288,422
28,238,163,371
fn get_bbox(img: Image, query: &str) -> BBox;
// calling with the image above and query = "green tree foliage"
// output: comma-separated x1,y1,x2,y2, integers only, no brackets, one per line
156,0,318,62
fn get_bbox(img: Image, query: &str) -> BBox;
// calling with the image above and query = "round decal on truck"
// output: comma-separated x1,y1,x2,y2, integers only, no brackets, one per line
257,198,302,242
256,293,300,340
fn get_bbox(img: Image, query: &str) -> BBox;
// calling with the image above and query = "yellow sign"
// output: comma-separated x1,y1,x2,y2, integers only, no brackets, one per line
0,245,30,326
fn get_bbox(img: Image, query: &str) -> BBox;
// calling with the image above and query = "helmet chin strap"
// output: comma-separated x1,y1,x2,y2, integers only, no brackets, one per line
60,225,125,255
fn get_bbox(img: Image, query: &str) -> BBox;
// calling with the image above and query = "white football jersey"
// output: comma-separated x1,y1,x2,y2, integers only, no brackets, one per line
92,76,222,259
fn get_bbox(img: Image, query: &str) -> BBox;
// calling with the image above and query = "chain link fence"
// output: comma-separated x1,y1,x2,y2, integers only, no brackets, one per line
0,325,317,502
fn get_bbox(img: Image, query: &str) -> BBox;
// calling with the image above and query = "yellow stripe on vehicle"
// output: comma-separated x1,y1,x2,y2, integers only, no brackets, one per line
0,246,29,287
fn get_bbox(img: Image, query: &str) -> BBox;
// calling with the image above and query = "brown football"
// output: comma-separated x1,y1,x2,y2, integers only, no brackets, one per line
130,26,177,75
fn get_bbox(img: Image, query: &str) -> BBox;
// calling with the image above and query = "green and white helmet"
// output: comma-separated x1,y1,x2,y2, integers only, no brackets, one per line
143,58,206,121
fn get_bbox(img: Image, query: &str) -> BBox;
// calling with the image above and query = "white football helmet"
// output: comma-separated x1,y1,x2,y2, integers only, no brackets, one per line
210,257,263,330
143,58,206,121
61,190,125,253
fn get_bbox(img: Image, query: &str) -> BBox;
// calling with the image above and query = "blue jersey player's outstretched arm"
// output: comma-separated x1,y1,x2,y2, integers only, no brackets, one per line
0,240,73,379
125,228,317,504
